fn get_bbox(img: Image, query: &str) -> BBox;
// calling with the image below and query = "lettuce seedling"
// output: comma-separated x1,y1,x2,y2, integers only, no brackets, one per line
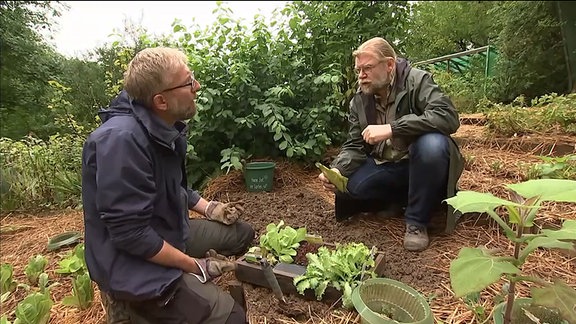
56,243,86,275
62,273,94,310
24,255,48,285
14,292,53,324
1,264,17,303
446,179,576,324
259,220,307,264
294,242,376,308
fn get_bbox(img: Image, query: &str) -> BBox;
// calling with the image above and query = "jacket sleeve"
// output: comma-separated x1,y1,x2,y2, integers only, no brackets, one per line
187,189,201,209
330,97,367,176
93,129,164,259
390,72,460,137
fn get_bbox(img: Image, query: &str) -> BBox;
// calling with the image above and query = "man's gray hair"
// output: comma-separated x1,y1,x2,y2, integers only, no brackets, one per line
352,37,397,61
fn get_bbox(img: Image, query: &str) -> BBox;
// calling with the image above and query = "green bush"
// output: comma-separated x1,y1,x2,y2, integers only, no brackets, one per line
0,134,83,212
483,93,576,137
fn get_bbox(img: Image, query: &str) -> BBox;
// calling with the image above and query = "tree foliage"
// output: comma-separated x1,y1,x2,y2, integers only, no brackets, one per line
404,1,497,62
1,0,575,208
0,1,66,138
490,1,568,102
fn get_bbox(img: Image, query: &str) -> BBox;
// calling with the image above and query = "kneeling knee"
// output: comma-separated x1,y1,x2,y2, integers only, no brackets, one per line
411,133,449,162
225,302,247,324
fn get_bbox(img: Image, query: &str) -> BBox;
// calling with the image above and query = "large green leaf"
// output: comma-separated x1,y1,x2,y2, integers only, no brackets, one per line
506,179,576,202
14,292,53,324
450,247,519,297
519,237,575,261
445,191,523,213
541,220,576,240
531,280,576,324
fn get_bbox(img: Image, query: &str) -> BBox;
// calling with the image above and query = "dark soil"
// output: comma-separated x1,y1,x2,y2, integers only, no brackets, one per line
209,171,449,323
294,241,322,266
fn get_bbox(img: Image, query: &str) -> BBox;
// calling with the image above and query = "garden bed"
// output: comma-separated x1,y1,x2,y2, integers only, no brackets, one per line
235,240,386,304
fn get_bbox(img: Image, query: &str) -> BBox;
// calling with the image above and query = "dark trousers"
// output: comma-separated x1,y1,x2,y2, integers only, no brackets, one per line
128,274,246,324
185,219,255,258
343,133,450,227
107,220,255,324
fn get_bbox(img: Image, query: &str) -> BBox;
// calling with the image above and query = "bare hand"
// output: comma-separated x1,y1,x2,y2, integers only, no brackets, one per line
361,124,392,145
318,168,340,192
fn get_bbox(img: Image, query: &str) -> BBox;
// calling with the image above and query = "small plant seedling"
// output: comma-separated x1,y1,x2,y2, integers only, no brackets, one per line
14,292,53,324
24,255,48,285
1,264,17,303
56,243,86,275
259,220,307,264
62,273,94,310
446,179,576,324
294,242,376,309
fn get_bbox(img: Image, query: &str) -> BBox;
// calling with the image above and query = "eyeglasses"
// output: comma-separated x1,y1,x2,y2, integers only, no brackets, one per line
354,61,384,76
354,58,394,76
159,73,197,93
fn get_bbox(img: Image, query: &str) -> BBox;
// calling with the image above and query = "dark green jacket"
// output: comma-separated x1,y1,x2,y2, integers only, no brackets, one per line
331,59,464,216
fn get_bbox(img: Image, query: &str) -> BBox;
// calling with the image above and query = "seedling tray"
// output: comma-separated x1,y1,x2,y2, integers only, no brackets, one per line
235,242,386,304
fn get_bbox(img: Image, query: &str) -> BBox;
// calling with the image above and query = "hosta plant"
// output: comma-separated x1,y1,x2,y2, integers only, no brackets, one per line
446,179,576,324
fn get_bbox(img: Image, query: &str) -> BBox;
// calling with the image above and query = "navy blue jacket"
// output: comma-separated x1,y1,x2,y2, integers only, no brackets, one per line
81,90,202,301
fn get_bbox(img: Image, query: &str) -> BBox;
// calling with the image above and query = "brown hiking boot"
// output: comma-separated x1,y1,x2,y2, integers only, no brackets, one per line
403,224,429,252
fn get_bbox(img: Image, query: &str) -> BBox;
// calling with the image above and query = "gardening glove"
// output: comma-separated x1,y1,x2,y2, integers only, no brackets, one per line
204,200,245,225
194,249,237,282
316,162,348,193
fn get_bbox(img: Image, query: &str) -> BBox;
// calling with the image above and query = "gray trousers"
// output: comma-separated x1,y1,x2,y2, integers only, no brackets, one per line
103,219,255,324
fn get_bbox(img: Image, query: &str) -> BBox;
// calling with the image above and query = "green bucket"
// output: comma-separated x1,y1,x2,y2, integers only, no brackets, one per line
244,162,276,192
351,278,433,324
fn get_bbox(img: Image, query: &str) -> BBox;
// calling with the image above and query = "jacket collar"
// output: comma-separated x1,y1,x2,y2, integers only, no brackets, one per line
108,90,188,148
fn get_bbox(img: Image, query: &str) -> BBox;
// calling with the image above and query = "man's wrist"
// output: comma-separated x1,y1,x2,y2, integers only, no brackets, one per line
191,258,208,283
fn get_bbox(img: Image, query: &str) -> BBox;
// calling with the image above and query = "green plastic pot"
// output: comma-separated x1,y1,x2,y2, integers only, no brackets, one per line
47,231,82,251
244,162,275,192
351,278,434,324
493,298,568,324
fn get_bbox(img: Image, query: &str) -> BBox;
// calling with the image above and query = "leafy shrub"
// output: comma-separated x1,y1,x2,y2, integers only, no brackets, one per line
483,93,576,137
427,56,497,113
0,133,83,212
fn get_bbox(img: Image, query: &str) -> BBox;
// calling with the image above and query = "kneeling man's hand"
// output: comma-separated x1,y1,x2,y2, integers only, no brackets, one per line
205,201,245,225
196,249,237,281
362,124,392,145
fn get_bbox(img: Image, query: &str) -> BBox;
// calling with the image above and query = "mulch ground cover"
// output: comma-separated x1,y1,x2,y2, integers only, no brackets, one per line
1,119,575,324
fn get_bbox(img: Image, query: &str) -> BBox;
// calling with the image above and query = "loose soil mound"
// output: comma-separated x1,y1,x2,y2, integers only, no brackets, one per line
1,119,575,324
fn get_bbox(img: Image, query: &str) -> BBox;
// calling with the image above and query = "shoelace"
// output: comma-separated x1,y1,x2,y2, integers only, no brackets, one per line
407,225,423,234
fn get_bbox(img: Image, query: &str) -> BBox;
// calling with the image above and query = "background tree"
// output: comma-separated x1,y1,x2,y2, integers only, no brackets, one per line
404,1,497,63
490,1,568,102
0,1,67,138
